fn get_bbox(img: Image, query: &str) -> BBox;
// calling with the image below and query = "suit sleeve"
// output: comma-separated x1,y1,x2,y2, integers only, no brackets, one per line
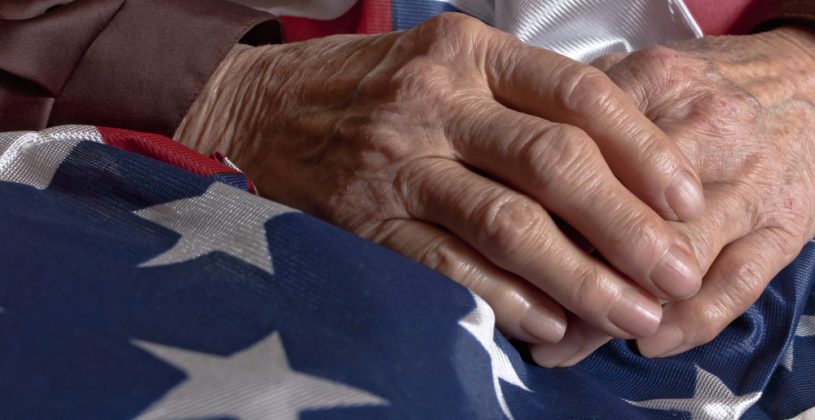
0,0,282,137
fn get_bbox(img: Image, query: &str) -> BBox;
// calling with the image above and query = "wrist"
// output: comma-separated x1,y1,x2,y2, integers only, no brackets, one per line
719,26,815,106
173,34,392,168
174,44,279,160
766,25,815,66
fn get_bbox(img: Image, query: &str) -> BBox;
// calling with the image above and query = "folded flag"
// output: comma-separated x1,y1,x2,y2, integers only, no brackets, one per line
0,125,813,419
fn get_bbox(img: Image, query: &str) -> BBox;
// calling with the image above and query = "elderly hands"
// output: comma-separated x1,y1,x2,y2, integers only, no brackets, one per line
527,25,815,367
176,14,712,359
596,25,815,359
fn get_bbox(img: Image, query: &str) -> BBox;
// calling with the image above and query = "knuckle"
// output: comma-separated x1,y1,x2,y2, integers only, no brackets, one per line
635,132,671,165
730,260,767,302
634,45,679,68
419,13,485,49
556,64,616,115
606,207,668,269
393,157,441,216
439,12,483,35
570,265,616,318
608,45,683,105
473,193,546,261
361,220,397,245
625,45,685,81
520,124,601,193
425,12,478,30
692,263,766,346
692,91,760,133
419,235,475,284
390,60,454,102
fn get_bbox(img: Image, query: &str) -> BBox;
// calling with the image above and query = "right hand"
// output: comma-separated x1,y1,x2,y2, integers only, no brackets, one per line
176,13,704,344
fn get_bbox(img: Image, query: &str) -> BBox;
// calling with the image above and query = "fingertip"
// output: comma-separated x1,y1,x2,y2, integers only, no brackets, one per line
520,305,567,344
530,340,581,368
636,323,687,358
651,245,702,301
607,289,662,338
665,169,705,222
530,322,612,367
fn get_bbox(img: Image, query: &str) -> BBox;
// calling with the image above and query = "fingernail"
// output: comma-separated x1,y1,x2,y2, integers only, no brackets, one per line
531,340,581,368
637,324,686,358
651,246,701,299
608,289,661,338
520,307,567,343
666,170,705,221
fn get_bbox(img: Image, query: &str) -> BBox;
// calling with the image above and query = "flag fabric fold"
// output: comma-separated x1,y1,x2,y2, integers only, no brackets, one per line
2,2,813,418
1,125,813,419
269,0,702,62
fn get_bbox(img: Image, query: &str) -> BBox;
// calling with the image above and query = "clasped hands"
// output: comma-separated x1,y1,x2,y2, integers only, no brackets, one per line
176,15,815,367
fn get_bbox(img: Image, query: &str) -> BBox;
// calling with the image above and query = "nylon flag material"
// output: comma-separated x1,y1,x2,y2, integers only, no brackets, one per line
238,0,702,62
1,124,814,419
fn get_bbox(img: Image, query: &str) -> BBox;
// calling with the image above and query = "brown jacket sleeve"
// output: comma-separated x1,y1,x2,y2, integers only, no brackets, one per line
759,0,815,29
0,0,282,136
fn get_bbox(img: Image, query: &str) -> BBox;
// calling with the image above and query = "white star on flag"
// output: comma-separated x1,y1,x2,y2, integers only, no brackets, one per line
133,332,387,420
782,315,815,371
626,365,761,420
134,182,296,274
459,294,530,420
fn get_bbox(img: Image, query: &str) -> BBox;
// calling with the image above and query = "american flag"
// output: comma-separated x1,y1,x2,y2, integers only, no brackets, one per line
1,126,813,419
2,2,815,419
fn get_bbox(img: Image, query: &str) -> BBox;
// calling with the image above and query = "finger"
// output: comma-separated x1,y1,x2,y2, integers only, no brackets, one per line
671,184,758,275
483,36,705,221
449,103,701,300
637,227,801,358
368,217,567,343
400,158,663,338
530,314,612,368
590,52,629,72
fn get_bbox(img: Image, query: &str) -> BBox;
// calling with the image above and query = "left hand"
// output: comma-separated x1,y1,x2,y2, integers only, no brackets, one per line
177,14,706,347
531,26,815,366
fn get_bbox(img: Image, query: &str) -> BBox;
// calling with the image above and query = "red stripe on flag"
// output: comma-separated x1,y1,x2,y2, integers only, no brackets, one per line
279,2,363,42
357,0,392,34
96,126,255,193
278,0,393,42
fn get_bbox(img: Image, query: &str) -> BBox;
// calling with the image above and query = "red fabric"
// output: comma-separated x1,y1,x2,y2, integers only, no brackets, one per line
96,126,255,193
357,0,392,35
279,3,363,42
683,0,781,34
278,0,392,42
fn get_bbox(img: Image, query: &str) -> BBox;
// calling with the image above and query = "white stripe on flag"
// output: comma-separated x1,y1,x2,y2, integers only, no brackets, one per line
442,0,703,63
0,125,102,190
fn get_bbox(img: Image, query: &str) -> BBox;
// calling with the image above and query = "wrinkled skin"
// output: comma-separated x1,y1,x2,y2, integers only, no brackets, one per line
530,26,815,366
176,14,707,346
